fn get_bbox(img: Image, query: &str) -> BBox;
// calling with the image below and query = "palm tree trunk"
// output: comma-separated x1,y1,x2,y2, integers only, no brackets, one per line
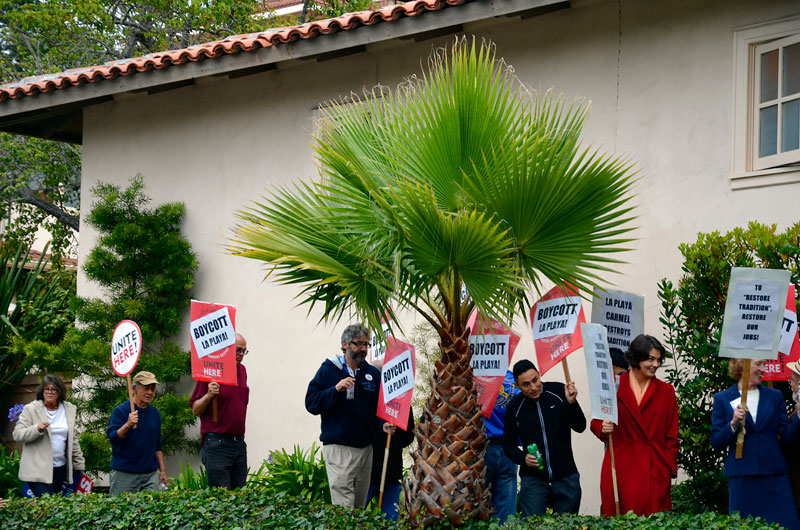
404,325,492,526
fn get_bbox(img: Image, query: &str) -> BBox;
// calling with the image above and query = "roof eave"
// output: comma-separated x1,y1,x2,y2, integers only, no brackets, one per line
0,0,569,144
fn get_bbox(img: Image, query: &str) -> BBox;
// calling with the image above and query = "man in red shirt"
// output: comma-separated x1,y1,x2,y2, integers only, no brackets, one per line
190,333,250,489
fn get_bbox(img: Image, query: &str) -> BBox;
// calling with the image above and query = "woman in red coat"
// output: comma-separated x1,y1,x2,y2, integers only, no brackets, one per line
590,334,679,516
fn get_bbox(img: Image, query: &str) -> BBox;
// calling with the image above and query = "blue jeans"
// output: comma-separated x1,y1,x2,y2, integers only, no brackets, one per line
28,465,67,497
519,472,581,517
485,441,518,523
365,481,402,520
201,433,248,489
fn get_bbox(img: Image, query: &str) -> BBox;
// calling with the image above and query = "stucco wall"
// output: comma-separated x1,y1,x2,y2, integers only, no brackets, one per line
79,0,800,514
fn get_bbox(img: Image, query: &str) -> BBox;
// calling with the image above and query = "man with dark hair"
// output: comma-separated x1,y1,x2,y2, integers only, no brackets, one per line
190,333,250,489
502,359,585,517
609,347,629,388
306,323,393,508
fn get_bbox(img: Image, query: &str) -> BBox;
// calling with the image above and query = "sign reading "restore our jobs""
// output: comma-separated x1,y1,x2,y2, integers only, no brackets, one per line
719,267,791,360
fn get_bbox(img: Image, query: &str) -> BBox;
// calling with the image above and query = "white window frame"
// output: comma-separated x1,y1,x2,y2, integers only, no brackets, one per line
732,16,800,190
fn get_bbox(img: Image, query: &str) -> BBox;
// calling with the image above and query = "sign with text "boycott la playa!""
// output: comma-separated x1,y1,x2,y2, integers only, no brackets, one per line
531,285,586,376
591,288,644,351
190,300,238,386
111,320,142,376
376,337,416,430
762,284,800,381
720,268,791,359
580,323,618,423
467,310,520,417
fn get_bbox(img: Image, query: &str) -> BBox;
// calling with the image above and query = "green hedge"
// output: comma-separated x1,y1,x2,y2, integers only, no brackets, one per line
0,487,779,529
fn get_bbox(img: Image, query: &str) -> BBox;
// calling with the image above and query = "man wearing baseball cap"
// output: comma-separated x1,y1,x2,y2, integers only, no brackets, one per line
107,371,168,494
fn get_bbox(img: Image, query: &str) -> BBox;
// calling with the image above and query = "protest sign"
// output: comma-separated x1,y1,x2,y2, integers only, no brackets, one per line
370,313,394,363
719,267,791,459
190,300,238,386
467,310,520,417
111,319,142,424
591,288,644,351
376,337,416,430
580,323,618,423
763,285,800,381
111,320,142,377
720,268,790,360
530,285,586,376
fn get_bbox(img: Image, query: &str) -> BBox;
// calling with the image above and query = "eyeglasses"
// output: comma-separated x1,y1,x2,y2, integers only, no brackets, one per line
350,341,370,349
43,388,59,394
236,347,249,355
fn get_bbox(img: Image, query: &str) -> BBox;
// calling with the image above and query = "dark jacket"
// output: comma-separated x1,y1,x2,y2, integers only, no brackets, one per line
370,413,415,484
305,356,381,448
711,384,800,477
502,381,586,482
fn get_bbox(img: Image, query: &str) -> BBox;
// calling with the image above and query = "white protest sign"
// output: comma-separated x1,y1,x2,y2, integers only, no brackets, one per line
779,305,798,355
190,306,235,359
719,267,791,359
591,288,645,351
580,323,618,423
381,349,414,403
532,295,582,339
111,320,142,376
469,334,511,376
370,319,393,363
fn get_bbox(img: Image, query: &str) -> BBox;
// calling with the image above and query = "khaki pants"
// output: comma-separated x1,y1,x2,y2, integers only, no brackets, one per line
322,444,373,508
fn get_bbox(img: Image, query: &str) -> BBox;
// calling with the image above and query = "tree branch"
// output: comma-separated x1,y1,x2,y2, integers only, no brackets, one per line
18,187,79,232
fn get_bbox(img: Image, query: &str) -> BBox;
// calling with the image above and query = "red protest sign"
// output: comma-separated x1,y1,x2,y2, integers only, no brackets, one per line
530,285,586,376
111,320,142,377
376,337,416,430
467,310,520,417
75,472,94,495
190,300,238,386
763,285,799,381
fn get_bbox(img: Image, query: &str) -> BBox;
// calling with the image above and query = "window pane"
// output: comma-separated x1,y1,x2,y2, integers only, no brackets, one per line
782,98,800,153
784,42,800,96
760,105,778,157
761,50,779,102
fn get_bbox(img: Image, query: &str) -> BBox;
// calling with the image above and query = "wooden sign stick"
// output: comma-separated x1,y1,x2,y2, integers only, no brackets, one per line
212,396,219,422
126,373,137,430
377,433,392,509
735,359,751,459
609,432,620,515
562,358,572,383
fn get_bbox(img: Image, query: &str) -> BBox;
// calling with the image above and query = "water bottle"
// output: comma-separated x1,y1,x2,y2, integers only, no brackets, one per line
527,443,544,470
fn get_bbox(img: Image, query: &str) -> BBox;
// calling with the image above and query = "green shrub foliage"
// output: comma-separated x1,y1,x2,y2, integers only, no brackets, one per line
23,176,199,477
249,443,331,503
0,488,779,529
659,221,800,514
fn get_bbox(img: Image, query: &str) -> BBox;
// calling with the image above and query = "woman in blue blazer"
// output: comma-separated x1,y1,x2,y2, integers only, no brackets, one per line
711,358,800,530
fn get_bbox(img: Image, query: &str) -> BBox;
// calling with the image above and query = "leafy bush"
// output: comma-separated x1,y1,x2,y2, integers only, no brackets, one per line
0,487,779,529
0,446,22,498
250,443,331,503
659,221,800,513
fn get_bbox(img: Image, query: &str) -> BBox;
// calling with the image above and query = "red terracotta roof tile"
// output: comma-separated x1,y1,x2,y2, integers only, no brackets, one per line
0,0,467,103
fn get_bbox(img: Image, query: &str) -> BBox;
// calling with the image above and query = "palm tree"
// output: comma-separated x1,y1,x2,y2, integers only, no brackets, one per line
231,37,636,525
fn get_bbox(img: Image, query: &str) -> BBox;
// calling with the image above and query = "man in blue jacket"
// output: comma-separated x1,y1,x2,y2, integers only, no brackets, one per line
306,323,393,508
107,371,168,494
484,370,520,523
